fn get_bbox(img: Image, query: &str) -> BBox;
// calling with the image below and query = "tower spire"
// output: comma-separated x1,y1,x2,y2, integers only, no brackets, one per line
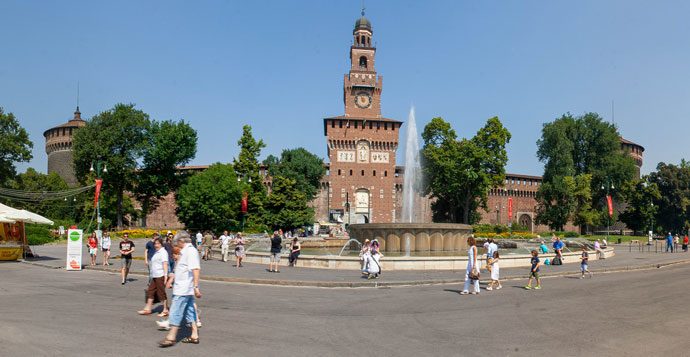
361,0,365,16
73,81,82,121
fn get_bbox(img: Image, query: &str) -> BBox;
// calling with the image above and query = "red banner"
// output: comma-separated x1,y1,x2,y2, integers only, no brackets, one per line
508,197,513,222
241,193,248,214
94,179,103,208
606,195,613,217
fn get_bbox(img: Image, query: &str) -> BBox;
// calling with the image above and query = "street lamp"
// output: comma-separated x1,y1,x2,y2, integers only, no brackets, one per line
601,179,615,242
90,160,107,235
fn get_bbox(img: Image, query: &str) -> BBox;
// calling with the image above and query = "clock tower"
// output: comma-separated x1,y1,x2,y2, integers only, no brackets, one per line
323,10,402,224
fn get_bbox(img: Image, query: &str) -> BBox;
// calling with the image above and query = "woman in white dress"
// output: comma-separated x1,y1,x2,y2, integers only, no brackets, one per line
461,236,480,295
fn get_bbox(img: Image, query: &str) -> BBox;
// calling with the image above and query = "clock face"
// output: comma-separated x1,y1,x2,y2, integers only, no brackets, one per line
355,92,372,108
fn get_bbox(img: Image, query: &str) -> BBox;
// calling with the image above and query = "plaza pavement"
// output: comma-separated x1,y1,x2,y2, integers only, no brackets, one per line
26,241,690,287
3,254,690,356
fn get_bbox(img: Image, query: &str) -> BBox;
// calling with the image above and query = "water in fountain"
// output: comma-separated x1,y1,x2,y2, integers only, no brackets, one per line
338,238,363,256
401,106,422,224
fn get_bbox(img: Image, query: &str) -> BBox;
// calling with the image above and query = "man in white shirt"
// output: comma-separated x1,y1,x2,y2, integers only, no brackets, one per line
219,230,231,262
158,231,202,347
195,231,203,249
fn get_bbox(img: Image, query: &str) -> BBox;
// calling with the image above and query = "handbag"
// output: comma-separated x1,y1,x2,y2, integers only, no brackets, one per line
468,269,480,280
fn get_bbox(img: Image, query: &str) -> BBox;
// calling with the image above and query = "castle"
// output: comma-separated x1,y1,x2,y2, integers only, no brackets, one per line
43,12,644,232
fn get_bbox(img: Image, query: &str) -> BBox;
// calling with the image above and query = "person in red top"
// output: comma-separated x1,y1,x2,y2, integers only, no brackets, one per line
683,235,689,252
87,233,99,266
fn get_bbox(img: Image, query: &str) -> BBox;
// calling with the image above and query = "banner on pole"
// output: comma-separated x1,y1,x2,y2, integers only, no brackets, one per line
508,197,513,222
66,229,83,271
94,179,103,208
606,195,613,217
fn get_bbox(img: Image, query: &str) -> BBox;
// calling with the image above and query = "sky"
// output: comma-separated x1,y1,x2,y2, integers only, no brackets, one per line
2,0,690,177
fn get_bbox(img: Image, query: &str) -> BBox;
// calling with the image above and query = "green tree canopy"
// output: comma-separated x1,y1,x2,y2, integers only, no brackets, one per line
232,125,267,228
72,103,152,228
175,163,242,232
0,107,33,184
263,147,325,201
7,168,72,219
535,112,636,230
421,116,511,224
619,177,661,234
647,162,690,233
134,119,197,226
263,176,314,230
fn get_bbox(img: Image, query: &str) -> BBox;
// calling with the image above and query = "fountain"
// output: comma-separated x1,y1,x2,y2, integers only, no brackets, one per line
348,107,473,253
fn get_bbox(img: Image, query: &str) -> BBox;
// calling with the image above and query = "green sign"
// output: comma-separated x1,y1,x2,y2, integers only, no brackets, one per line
69,231,81,242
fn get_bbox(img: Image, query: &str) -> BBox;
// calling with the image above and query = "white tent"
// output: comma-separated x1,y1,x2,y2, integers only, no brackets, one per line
0,215,16,224
0,203,53,225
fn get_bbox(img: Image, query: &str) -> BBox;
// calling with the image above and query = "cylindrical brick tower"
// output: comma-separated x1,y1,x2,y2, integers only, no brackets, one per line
43,107,86,186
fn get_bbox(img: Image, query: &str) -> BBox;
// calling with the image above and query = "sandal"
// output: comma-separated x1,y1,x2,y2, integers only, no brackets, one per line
157,311,169,317
158,339,176,348
180,337,200,344
138,310,153,315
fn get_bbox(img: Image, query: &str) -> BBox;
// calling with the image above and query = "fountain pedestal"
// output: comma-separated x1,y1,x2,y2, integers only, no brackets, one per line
348,223,472,253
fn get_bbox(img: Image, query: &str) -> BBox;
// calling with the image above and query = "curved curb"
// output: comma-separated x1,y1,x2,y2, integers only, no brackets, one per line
21,258,690,288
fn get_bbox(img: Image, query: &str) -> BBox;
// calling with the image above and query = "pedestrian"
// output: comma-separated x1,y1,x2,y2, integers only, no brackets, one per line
195,231,203,248
666,232,674,253
593,239,603,259
145,233,159,277
359,239,371,274
485,238,498,274
156,245,203,330
87,233,98,266
486,251,501,290
580,247,592,279
119,233,135,285
139,238,169,317
525,250,541,290
365,240,383,279
158,231,202,348
683,235,689,252
552,235,564,262
234,232,245,268
164,233,175,274
268,231,282,273
538,240,549,254
288,237,301,267
674,235,680,252
101,231,112,266
219,230,231,262
461,236,480,295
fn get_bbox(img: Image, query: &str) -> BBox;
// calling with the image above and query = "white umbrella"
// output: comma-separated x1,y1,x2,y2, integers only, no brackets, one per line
0,203,53,225
18,210,53,225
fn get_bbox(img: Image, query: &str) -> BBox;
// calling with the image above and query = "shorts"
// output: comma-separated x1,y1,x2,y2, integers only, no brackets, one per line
530,271,540,279
235,245,245,257
270,252,281,263
146,277,167,302
121,256,132,269
89,248,98,255
581,263,588,272
102,248,110,252
168,295,196,327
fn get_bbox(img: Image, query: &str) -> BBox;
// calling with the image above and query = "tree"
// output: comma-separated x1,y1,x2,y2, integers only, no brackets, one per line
619,178,661,234
72,103,151,228
134,120,197,227
264,148,325,201
7,168,72,219
647,162,690,233
535,112,636,230
263,176,314,230
232,125,267,228
422,116,511,224
0,107,33,184
175,163,242,232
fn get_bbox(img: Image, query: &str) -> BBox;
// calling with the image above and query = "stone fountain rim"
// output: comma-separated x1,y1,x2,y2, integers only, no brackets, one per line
348,223,472,230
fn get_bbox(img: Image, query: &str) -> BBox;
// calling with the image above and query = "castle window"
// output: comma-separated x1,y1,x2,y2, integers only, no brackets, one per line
338,169,341,176
350,169,353,176
331,120,335,128
373,170,376,176
361,170,365,176
384,123,388,130
369,122,373,129
376,122,380,129
354,121,358,129
384,170,388,177
339,120,343,128
392,123,395,131
359,56,367,69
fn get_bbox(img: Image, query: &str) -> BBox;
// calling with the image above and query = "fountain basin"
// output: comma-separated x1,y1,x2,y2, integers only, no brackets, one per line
347,223,473,253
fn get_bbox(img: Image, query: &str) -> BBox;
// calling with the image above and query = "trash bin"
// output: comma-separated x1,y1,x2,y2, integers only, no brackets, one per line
617,238,622,244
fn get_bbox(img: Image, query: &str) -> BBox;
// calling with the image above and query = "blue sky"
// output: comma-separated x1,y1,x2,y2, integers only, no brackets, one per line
3,0,690,176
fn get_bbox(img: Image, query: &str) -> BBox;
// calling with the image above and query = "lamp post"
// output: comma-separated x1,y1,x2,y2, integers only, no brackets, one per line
643,181,654,245
90,160,107,234
601,179,615,242
237,173,252,231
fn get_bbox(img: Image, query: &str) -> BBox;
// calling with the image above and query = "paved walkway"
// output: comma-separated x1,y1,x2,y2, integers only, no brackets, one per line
25,242,690,287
